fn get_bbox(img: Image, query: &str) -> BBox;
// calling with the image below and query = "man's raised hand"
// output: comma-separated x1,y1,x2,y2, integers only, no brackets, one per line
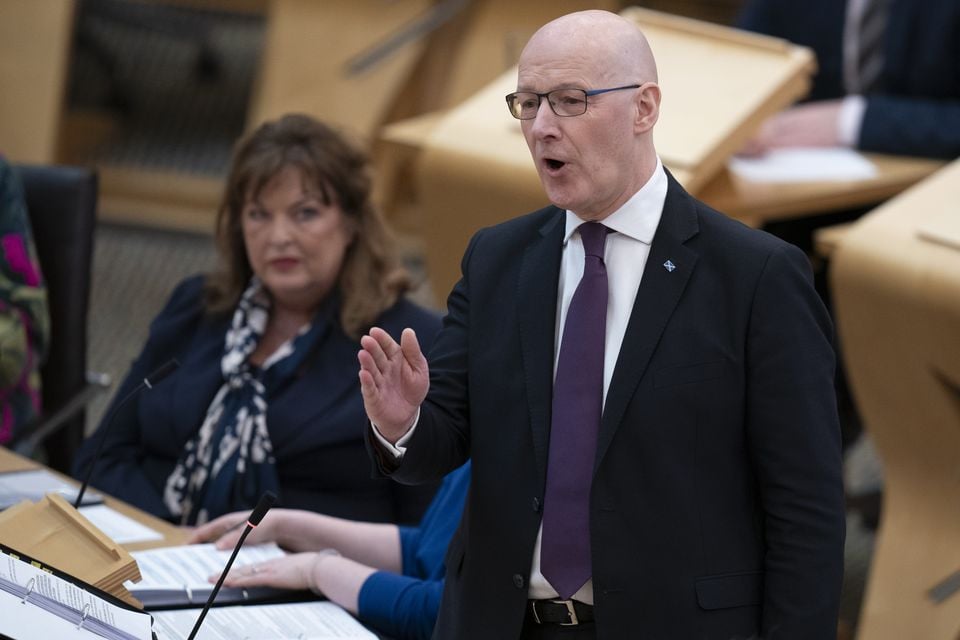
357,327,429,442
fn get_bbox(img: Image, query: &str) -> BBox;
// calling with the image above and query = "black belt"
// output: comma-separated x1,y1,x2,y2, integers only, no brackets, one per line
529,599,595,625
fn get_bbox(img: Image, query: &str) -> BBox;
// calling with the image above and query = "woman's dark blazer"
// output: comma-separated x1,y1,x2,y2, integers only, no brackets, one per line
74,275,441,524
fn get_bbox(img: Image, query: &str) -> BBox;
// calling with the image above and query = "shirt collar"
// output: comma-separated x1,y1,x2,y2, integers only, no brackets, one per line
563,158,667,245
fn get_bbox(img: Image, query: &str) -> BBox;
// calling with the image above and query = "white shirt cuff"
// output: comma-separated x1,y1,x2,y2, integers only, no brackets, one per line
838,95,867,147
370,408,420,459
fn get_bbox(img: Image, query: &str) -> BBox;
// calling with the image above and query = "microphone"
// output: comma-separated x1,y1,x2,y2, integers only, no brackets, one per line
73,359,180,508
187,491,277,640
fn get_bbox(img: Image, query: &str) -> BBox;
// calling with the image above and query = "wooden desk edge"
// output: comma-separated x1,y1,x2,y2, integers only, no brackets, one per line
0,448,188,550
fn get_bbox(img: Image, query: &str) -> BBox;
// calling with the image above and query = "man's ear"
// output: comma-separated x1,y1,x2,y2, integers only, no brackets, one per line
634,82,661,134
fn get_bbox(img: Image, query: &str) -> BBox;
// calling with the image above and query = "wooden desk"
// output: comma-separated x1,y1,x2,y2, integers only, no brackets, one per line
698,154,948,228
0,447,187,551
831,159,960,640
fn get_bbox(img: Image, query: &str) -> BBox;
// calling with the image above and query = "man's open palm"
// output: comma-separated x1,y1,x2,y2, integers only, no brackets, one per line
357,327,429,441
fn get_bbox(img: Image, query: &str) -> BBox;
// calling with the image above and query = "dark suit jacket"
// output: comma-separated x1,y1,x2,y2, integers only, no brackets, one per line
738,0,960,159
74,275,441,524
374,176,846,639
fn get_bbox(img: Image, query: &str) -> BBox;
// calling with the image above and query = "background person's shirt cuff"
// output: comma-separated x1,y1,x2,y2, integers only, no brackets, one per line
839,95,867,147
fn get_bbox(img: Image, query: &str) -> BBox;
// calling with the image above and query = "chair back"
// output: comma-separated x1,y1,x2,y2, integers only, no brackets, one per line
16,164,97,473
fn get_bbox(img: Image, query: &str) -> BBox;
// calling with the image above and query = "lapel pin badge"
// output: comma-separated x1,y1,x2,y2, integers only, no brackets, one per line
663,260,676,273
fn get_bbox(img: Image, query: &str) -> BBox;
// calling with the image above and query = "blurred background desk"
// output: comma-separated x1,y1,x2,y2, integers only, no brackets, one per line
2,0,632,233
831,159,960,640
0,446,187,551
697,154,947,228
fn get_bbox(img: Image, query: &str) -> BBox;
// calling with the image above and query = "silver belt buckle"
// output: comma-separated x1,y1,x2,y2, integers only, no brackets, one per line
553,599,580,626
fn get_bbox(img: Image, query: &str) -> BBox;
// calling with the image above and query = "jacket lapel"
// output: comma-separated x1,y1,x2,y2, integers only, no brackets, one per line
595,175,700,472
517,209,565,481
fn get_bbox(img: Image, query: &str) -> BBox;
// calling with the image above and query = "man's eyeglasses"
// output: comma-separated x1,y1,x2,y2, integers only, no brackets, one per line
505,84,641,120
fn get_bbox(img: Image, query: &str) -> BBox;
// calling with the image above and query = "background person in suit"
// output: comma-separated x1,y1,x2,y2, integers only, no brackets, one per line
737,0,960,160
73,114,440,525
736,0,960,455
191,461,470,640
0,156,48,446
357,10,845,639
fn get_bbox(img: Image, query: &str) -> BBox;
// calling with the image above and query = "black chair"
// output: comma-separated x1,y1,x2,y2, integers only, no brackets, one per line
8,164,108,473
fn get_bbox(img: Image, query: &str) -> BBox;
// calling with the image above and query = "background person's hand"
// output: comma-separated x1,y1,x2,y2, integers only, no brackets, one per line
188,509,283,549
215,552,324,592
740,100,845,156
357,327,429,441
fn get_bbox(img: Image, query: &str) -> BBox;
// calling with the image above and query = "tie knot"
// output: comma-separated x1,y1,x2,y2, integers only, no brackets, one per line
579,222,608,259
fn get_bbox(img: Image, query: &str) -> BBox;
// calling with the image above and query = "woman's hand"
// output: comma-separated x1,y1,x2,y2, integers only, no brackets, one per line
188,510,283,549
216,552,336,594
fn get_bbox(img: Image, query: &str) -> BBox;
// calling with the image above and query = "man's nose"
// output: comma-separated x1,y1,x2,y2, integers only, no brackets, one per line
529,99,560,138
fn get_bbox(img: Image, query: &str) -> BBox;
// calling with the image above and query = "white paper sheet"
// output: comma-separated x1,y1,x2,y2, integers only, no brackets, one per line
78,504,165,544
728,148,878,183
0,468,103,509
152,601,377,640
127,543,286,591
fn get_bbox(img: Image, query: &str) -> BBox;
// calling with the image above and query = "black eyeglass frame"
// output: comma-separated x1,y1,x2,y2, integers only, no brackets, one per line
505,84,642,120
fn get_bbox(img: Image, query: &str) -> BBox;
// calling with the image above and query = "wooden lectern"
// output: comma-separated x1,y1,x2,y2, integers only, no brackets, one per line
0,493,142,607
831,159,960,640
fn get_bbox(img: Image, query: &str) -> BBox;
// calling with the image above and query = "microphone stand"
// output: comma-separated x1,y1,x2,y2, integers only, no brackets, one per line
73,359,180,509
187,491,277,640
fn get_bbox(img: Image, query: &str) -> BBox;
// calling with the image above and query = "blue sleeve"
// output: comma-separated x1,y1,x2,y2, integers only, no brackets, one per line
358,572,445,640
357,462,471,639
398,525,420,573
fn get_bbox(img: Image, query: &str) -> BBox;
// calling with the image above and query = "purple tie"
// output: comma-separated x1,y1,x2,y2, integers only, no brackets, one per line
540,221,609,599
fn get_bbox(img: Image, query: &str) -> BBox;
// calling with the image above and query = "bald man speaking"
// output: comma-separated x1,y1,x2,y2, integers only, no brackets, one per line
358,10,845,639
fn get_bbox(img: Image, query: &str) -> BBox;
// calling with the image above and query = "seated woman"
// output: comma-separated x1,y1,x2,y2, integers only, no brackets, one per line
0,156,49,445
73,114,441,525
191,462,470,640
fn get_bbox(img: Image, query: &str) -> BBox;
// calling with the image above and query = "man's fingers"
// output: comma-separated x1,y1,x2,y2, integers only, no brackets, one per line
359,333,391,372
399,328,424,370
369,326,402,354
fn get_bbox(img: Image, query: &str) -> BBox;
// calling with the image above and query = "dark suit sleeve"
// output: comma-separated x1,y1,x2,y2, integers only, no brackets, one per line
72,277,206,519
859,96,960,158
735,0,777,32
745,245,846,638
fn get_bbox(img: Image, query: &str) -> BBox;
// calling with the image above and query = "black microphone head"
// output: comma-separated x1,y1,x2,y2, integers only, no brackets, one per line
146,358,181,386
248,491,277,526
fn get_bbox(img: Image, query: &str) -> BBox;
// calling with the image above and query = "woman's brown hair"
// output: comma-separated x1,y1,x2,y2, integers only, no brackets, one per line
205,113,411,338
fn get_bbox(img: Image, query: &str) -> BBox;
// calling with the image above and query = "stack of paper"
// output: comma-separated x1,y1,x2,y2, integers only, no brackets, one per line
127,543,290,608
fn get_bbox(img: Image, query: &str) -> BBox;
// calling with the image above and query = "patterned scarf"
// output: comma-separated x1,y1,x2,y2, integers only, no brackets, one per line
163,278,323,525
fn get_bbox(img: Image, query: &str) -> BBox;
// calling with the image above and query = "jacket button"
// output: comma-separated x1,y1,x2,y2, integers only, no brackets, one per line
532,497,541,512
513,574,525,589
